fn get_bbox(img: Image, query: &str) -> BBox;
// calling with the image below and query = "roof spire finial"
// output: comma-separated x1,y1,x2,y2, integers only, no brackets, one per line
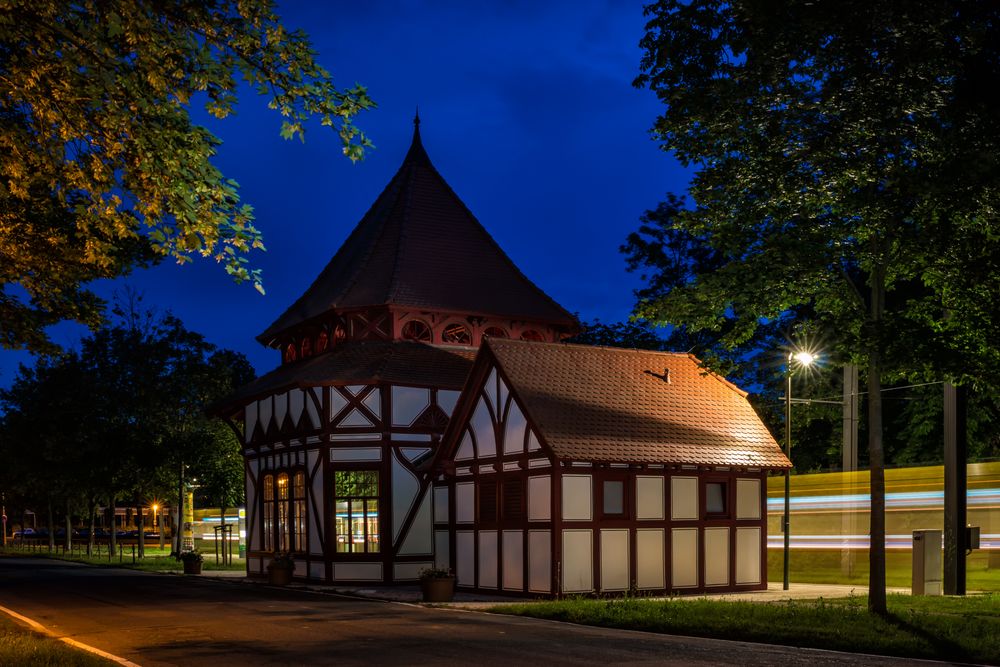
414,106,420,129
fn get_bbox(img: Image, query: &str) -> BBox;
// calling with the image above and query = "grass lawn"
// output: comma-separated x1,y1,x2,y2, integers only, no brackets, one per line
493,593,1000,665
0,614,113,666
1,544,245,572
767,549,1000,591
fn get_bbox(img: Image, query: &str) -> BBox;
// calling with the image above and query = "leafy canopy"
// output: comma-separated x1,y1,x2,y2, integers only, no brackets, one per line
0,0,374,352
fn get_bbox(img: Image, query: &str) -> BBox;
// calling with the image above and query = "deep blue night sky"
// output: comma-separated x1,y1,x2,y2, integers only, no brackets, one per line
0,1,690,387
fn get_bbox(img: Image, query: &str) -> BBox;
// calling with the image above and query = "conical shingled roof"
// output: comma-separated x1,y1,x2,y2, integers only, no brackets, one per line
257,121,577,345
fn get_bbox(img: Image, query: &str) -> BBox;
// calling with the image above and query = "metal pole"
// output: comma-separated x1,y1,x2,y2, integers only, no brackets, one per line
783,355,792,591
943,383,967,595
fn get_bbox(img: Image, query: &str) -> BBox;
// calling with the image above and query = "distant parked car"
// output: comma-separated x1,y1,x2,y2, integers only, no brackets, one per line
13,528,37,538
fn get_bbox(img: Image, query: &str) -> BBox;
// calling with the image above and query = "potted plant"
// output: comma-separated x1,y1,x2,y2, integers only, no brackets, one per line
179,550,203,575
267,552,295,585
418,567,456,602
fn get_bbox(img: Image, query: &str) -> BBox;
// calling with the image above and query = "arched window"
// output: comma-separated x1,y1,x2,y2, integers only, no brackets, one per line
293,471,307,552
520,330,544,342
262,475,274,552
316,330,329,353
333,322,347,345
482,326,508,339
276,472,290,551
300,337,312,358
262,470,307,554
284,344,297,363
401,319,432,342
442,322,471,345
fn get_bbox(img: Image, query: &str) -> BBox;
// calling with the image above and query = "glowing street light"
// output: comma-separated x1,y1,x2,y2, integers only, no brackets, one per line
784,348,818,591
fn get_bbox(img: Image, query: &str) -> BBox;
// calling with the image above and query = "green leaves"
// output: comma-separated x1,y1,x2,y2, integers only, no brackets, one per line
0,0,375,352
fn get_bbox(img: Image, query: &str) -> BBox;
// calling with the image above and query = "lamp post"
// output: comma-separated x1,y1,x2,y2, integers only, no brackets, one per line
784,350,816,591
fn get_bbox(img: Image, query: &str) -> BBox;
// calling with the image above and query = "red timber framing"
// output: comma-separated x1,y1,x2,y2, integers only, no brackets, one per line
433,345,780,598
231,377,465,585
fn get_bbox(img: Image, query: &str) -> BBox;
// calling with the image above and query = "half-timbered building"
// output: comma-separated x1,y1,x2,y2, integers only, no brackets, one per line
432,339,791,595
217,119,791,593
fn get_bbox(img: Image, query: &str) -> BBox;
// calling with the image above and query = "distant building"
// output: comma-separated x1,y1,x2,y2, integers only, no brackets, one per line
216,119,790,595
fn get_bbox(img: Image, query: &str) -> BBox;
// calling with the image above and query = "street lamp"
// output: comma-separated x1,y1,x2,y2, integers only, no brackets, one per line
784,349,817,591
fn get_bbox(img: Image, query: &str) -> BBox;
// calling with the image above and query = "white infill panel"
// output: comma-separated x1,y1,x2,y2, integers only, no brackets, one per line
274,391,287,428
671,527,698,588
456,531,475,586
393,561,433,581
636,476,665,520
244,402,257,443
455,482,474,524
437,390,461,417
398,492,433,555
470,398,496,458
399,447,432,462
339,408,373,428
736,478,762,520
484,368,499,413
456,432,475,461
434,530,450,570
502,530,524,591
307,449,323,555
527,430,541,452
330,447,382,462
503,400,527,454
391,451,419,544
433,486,449,524
392,386,430,426
362,388,381,420
670,476,699,520
600,529,629,592
736,527,762,585
636,529,665,589
528,530,551,592
527,476,551,521
478,531,498,589
562,475,592,521
309,561,325,581
704,527,730,587
562,530,593,593
289,389,304,427
258,396,272,434
329,388,348,420
334,563,382,581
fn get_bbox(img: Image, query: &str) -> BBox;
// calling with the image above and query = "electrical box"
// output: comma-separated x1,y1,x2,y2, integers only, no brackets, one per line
967,525,981,551
912,529,942,596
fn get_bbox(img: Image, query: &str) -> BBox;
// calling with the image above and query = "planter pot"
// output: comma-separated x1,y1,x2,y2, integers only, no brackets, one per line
420,576,456,602
183,560,202,575
268,564,293,586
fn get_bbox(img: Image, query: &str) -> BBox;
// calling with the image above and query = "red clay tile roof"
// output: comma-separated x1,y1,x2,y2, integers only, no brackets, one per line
486,339,790,468
257,124,577,345
215,341,476,412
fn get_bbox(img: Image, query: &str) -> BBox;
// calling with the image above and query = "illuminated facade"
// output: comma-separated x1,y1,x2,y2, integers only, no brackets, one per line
217,121,791,594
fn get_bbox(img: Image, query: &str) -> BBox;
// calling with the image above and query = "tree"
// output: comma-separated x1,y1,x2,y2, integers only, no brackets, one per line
1,0,374,352
634,1,1000,614
0,294,256,557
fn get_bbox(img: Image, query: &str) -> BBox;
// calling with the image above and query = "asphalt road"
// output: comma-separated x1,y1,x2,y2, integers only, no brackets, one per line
0,558,965,666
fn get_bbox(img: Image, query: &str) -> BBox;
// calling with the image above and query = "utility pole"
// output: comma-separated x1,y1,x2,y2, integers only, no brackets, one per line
841,364,859,576
943,383,967,595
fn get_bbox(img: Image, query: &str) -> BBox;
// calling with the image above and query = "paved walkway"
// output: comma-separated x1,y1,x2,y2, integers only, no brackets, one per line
195,568,909,606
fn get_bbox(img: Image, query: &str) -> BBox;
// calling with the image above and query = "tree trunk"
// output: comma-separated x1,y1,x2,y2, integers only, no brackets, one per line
46,498,55,551
87,498,96,556
64,499,72,552
867,266,887,616
108,495,117,556
135,495,145,559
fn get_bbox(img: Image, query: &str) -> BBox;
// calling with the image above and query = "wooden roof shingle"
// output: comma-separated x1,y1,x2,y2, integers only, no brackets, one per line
485,339,790,468
258,122,577,345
